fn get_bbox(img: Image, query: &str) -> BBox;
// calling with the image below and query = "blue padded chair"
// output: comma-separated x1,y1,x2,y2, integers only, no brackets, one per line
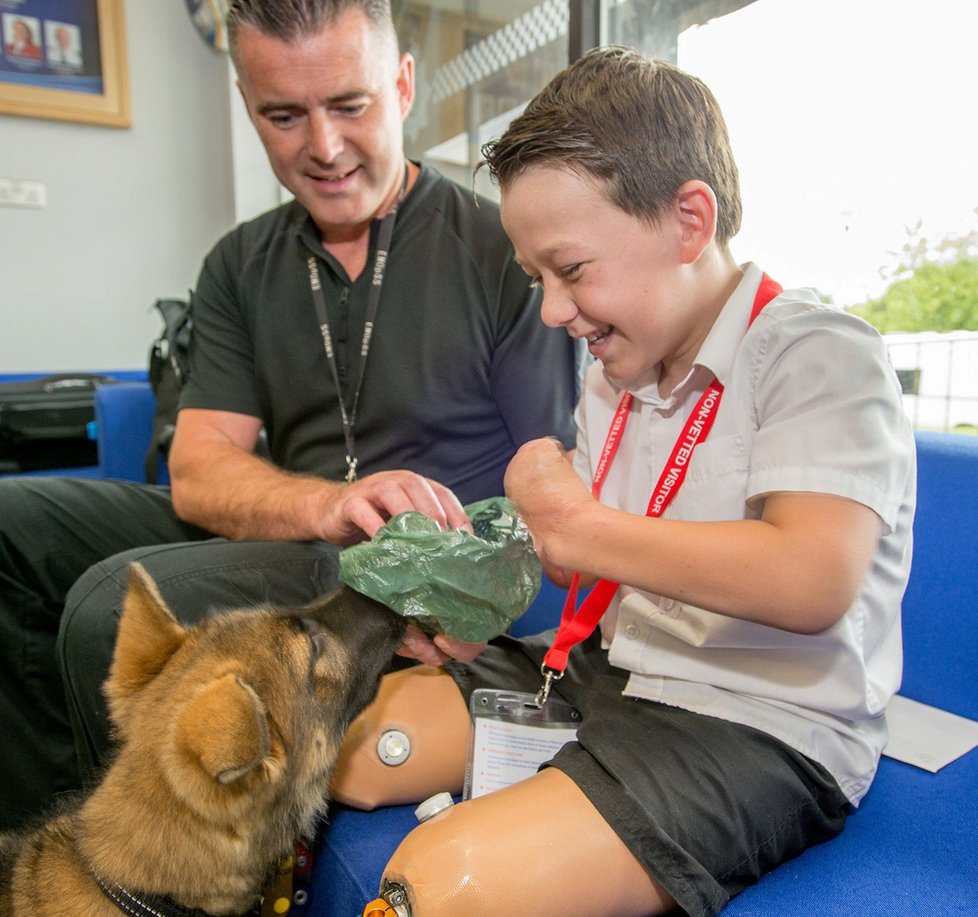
93,381,164,483
0,379,157,482
722,431,978,916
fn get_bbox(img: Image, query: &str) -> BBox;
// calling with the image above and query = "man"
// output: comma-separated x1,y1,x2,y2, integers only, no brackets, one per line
0,0,578,832
47,24,83,69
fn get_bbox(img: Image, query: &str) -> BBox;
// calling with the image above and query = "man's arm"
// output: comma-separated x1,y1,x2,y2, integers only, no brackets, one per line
168,408,471,545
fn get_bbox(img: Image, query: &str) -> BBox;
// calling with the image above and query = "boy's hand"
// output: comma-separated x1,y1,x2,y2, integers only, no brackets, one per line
504,437,593,574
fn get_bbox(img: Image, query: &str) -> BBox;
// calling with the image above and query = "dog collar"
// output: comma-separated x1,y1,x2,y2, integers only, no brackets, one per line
92,870,260,917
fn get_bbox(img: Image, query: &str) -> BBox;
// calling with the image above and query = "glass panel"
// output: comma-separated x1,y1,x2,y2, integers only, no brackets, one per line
394,0,570,199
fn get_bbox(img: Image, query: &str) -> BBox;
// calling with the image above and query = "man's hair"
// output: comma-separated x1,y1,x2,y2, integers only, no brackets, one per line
226,0,397,64
482,46,742,246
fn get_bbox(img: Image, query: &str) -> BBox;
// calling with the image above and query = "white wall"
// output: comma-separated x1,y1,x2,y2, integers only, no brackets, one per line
0,1,238,373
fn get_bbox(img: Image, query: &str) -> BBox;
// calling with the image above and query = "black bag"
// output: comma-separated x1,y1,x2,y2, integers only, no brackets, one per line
145,297,192,484
0,373,115,472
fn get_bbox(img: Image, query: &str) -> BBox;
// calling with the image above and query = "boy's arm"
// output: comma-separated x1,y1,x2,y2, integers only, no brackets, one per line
531,445,599,591
505,437,881,635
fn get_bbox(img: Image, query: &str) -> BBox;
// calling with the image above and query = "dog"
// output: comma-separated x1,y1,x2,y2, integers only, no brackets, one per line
0,563,406,916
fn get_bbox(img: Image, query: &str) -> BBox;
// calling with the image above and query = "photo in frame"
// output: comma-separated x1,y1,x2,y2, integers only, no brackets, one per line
0,0,129,127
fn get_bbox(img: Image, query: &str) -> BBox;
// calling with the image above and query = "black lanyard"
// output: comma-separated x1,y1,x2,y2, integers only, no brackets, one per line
306,168,407,483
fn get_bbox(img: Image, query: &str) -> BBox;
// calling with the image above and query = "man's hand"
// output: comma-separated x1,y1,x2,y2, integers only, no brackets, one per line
323,470,473,546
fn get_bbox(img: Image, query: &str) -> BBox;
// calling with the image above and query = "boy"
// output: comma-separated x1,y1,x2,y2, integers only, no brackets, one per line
334,47,915,916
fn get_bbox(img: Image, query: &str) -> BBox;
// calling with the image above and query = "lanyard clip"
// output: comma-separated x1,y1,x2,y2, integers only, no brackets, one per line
345,456,358,484
533,665,563,708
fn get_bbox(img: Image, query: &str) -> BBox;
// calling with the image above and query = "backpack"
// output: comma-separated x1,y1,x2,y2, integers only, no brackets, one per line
145,297,192,484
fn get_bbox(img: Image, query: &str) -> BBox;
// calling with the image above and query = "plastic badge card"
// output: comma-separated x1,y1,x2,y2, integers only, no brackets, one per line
464,689,581,800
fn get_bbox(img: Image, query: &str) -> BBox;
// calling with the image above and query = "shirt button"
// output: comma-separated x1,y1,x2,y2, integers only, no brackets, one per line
624,624,639,639
660,598,676,612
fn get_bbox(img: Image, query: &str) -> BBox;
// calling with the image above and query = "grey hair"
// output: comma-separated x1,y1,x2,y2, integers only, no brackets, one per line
226,0,397,65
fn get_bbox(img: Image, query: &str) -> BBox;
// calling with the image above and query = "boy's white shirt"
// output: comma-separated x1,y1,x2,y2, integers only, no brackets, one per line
572,262,916,804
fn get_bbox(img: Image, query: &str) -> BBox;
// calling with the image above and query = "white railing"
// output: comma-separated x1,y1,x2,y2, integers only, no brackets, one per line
884,331,978,433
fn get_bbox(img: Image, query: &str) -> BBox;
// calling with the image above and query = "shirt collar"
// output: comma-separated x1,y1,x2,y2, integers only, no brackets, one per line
694,261,766,385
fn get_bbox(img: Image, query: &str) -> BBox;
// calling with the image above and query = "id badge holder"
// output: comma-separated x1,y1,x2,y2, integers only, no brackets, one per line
463,689,581,800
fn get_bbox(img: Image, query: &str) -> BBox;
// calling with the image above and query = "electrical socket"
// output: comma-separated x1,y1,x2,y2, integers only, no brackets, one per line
0,177,47,209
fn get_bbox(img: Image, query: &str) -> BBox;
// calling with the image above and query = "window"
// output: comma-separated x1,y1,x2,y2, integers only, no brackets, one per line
661,0,978,312
395,0,978,432
396,0,570,198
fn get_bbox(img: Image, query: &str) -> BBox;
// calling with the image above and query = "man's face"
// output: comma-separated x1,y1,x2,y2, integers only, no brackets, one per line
234,9,414,243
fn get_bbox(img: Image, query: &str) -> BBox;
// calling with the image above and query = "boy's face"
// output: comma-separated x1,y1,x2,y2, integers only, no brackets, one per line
501,166,696,388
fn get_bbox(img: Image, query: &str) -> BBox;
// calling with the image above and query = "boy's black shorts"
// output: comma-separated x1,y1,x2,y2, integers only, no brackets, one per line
446,629,851,917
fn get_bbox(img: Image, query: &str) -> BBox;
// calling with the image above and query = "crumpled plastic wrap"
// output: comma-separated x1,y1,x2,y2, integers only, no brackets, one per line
338,497,541,643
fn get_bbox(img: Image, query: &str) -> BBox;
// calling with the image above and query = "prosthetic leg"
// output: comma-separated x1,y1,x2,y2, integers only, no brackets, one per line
334,666,670,916
361,769,670,916
330,665,470,809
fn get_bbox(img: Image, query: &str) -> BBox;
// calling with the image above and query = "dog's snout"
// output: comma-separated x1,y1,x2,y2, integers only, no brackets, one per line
304,588,406,649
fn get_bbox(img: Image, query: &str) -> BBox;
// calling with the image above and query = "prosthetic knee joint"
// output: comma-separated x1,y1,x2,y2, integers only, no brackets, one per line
361,792,456,917
362,879,411,917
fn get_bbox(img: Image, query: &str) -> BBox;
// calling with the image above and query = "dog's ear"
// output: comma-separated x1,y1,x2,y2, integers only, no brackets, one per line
174,674,276,785
106,563,188,708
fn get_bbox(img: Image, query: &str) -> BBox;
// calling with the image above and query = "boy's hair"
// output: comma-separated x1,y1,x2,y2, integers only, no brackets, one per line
482,46,742,247
226,0,397,65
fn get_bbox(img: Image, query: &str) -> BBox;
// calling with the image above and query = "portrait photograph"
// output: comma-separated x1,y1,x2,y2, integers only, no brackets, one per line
0,0,129,127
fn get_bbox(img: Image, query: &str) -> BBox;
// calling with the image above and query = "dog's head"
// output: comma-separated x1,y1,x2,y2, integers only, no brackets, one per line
102,564,406,837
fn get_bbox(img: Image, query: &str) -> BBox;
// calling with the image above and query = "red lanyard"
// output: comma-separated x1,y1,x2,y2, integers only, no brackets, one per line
534,274,782,705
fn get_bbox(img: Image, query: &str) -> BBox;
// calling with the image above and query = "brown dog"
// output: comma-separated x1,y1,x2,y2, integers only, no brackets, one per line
0,564,406,916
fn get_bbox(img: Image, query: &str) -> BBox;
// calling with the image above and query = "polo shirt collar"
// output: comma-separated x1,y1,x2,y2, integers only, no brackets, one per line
293,161,430,257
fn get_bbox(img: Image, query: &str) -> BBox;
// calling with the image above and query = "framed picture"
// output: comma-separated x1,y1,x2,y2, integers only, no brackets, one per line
0,0,130,128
